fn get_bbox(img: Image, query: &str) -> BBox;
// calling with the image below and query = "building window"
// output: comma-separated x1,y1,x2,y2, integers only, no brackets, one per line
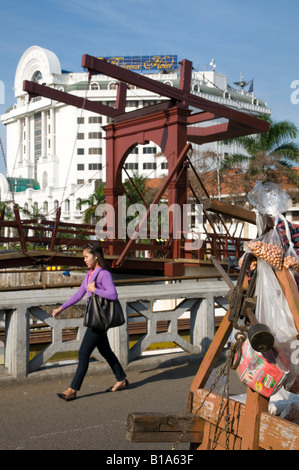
88,148,102,155
125,163,138,170
161,162,168,169
126,100,139,108
77,164,85,171
77,148,84,155
65,199,70,212
143,162,156,170
77,179,84,185
88,163,102,170
32,70,42,83
88,132,102,139
33,202,39,216
90,82,99,90
42,171,48,189
77,133,85,139
34,112,42,180
88,116,102,124
143,147,157,154
34,112,42,159
77,117,84,124
143,100,156,106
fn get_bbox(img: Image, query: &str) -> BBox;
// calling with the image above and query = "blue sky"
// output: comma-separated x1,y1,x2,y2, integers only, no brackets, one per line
1,0,299,174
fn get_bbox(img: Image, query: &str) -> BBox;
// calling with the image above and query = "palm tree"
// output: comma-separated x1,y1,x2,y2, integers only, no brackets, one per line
0,201,13,220
123,172,153,205
220,116,299,193
76,184,106,224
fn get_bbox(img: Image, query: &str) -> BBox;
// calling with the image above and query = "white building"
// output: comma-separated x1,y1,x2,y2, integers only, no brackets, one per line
0,46,271,224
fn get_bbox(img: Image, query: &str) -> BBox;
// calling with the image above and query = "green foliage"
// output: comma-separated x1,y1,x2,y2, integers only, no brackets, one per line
76,184,106,224
221,116,299,187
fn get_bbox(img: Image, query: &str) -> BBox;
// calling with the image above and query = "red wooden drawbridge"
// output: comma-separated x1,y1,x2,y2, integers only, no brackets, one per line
1,55,269,273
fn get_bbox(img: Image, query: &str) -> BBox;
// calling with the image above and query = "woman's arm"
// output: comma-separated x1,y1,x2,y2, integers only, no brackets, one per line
52,274,88,317
93,270,118,300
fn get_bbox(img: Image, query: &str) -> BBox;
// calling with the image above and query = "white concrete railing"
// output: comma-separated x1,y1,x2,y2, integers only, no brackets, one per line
0,280,229,381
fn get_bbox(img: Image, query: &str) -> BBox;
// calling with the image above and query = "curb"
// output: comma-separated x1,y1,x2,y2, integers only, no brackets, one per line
0,350,207,387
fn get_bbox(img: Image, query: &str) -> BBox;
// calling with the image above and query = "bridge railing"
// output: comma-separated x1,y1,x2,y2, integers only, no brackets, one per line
0,204,248,262
0,280,229,381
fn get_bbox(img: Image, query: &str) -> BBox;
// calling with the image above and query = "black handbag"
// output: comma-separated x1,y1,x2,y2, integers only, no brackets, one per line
83,273,125,331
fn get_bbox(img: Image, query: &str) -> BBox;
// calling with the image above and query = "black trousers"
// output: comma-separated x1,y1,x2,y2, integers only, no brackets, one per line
70,327,126,391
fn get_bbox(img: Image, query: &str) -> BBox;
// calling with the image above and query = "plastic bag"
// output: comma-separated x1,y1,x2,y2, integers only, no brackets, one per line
284,245,299,274
236,338,290,397
255,259,298,344
248,181,291,217
238,253,257,271
248,228,284,270
248,181,299,273
232,389,299,423
255,259,299,389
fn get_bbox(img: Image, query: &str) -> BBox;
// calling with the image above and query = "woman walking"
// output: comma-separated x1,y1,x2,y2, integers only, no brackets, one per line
52,242,128,401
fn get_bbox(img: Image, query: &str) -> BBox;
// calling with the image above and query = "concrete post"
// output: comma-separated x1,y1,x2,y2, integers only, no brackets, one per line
5,308,29,379
107,300,128,367
190,294,215,354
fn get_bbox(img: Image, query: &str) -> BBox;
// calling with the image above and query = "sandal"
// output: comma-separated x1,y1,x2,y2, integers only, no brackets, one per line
106,378,129,392
57,390,77,401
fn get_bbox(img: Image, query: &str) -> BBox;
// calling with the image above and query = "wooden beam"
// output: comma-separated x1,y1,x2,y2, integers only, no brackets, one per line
187,111,217,125
192,388,299,450
126,391,299,450
259,412,299,450
13,204,27,252
241,388,269,450
49,207,61,251
203,198,257,224
275,268,299,333
82,55,270,135
126,413,204,443
187,122,229,141
23,80,121,118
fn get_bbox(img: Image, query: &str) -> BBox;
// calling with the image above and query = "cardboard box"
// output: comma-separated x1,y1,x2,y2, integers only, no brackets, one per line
236,340,289,398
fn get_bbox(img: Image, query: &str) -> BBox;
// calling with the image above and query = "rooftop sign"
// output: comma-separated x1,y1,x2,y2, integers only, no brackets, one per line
97,55,178,73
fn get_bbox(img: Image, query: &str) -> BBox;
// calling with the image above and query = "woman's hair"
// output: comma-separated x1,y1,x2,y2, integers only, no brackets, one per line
83,242,110,271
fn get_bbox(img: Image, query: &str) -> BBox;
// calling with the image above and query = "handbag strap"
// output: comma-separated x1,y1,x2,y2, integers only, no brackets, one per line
88,269,100,288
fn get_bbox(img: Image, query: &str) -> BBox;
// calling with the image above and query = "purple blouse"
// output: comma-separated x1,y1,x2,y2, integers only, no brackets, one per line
61,267,118,311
